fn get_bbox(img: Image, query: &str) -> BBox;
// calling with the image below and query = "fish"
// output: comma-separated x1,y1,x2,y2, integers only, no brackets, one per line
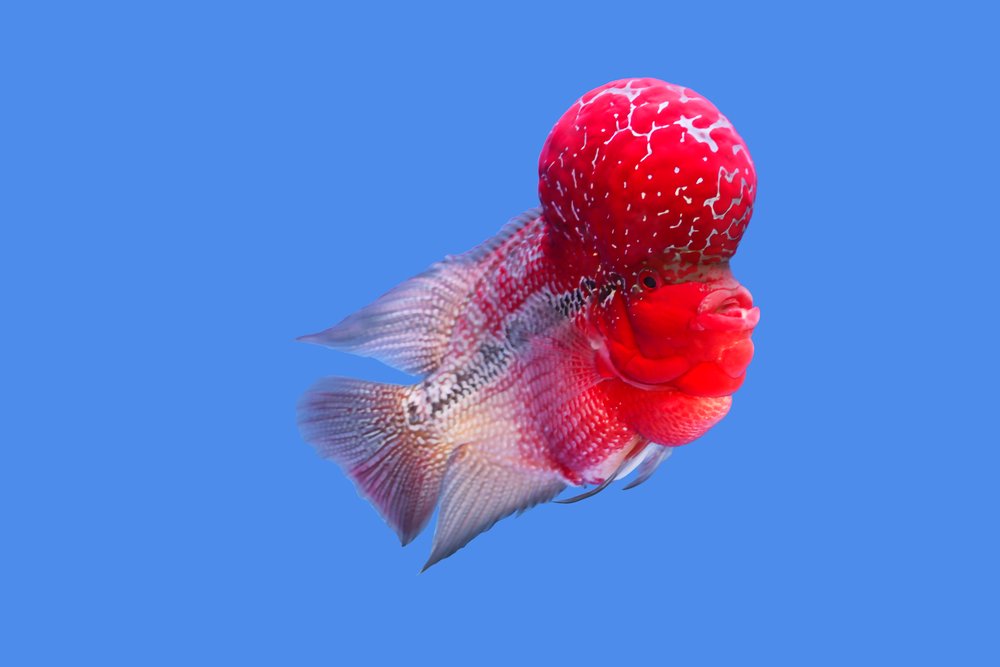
297,78,759,569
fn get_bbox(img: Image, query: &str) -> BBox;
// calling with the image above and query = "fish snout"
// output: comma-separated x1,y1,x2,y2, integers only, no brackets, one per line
673,286,758,397
693,286,760,333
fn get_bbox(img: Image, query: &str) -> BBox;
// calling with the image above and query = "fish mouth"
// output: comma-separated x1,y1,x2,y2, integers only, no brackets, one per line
599,339,752,397
668,339,754,397
692,286,761,333
594,285,758,397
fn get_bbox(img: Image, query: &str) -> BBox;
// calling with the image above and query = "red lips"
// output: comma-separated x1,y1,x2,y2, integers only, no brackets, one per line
694,286,760,333
595,279,758,396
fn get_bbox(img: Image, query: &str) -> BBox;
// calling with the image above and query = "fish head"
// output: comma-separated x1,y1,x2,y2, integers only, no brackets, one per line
539,78,760,397
591,263,759,397
538,78,756,271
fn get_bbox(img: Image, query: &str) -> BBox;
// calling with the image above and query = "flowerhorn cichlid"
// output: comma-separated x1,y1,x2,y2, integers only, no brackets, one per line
298,78,759,569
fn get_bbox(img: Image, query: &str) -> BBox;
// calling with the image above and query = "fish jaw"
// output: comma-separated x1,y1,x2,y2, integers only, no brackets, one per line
619,383,734,446
601,323,756,398
587,267,759,398
592,359,736,446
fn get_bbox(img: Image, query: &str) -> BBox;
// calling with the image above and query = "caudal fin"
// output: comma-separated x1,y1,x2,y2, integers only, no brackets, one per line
297,377,446,545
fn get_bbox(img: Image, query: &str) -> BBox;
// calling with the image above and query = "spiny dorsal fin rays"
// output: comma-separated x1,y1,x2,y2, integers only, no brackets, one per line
462,208,542,263
299,209,543,377
422,442,565,571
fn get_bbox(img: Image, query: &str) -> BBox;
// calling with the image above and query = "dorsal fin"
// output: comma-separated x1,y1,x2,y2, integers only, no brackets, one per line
299,209,542,377
461,207,542,262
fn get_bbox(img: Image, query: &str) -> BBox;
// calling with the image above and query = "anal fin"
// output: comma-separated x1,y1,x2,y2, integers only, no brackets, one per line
423,442,565,570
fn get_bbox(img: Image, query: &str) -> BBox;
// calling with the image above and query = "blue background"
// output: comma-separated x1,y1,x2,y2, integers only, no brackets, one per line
3,2,997,665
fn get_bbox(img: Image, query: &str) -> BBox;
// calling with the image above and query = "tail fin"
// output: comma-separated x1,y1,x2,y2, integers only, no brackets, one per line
297,377,446,545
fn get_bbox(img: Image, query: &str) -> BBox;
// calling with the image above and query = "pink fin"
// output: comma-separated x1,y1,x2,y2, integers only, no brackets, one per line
423,442,565,570
297,262,478,376
299,209,542,377
297,377,445,545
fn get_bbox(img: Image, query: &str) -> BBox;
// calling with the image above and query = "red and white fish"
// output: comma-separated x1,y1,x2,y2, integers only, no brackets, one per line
298,78,759,569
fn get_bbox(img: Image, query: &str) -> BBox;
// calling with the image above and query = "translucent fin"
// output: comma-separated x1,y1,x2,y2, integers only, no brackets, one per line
613,442,657,480
551,474,618,504
297,377,446,545
622,445,673,490
422,442,565,570
461,208,542,262
297,261,480,376
554,438,647,504
556,442,644,505
299,209,542,377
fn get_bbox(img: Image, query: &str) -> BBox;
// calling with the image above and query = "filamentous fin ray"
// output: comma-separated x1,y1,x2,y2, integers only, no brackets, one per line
553,472,618,504
299,209,542,377
297,376,446,545
422,442,565,571
554,439,647,504
622,445,673,490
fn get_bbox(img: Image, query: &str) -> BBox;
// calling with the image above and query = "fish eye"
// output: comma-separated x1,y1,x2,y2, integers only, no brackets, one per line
639,269,661,291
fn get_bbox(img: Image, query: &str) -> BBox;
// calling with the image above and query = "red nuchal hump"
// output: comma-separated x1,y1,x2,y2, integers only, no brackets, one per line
538,78,756,268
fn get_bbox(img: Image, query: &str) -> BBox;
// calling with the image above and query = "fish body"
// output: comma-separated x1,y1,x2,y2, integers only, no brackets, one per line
298,78,759,568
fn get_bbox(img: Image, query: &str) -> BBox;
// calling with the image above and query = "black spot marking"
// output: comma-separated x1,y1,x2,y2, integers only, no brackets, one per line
428,342,513,418
422,286,590,420
553,288,586,318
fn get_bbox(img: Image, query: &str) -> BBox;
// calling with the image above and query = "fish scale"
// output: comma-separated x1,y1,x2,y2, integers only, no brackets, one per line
298,78,760,568
417,220,636,477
